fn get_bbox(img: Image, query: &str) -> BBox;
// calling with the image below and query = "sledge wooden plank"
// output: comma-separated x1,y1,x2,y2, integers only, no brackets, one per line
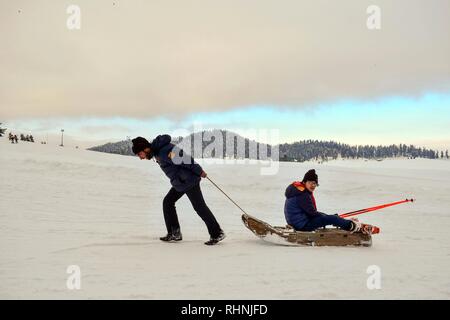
241,214,372,247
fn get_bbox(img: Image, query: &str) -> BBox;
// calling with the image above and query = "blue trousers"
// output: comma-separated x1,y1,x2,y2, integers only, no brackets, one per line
300,214,353,231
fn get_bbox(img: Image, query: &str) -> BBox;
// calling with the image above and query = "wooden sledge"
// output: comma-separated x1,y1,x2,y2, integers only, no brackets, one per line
241,214,373,247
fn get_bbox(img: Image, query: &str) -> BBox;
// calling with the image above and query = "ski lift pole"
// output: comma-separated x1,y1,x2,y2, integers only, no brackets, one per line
339,198,414,218
206,176,249,216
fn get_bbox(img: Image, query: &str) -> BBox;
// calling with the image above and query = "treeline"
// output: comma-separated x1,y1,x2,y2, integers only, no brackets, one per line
0,123,36,144
88,140,133,156
0,123,6,137
87,130,448,161
278,140,446,162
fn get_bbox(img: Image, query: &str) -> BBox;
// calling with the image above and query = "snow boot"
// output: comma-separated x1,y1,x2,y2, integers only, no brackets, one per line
350,220,362,233
204,230,226,246
160,228,182,242
350,221,379,235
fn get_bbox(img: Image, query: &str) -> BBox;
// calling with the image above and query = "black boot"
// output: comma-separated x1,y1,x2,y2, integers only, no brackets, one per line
204,230,226,246
160,228,182,242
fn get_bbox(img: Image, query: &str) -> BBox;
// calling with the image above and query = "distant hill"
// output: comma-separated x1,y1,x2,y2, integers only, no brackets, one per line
173,129,272,160
88,129,271,159
87,129,442,161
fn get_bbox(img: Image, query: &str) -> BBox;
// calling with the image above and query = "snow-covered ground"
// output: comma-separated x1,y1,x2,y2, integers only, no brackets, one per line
1,137,449,299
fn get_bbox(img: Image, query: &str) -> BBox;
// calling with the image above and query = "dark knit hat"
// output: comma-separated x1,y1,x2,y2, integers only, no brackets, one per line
131,136,151,154
302,169,318,184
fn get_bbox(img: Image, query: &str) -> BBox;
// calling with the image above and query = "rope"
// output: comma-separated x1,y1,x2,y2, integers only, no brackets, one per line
206,176,249,216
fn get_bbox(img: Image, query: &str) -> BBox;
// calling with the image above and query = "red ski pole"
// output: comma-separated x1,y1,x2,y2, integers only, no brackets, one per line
339,198,414,218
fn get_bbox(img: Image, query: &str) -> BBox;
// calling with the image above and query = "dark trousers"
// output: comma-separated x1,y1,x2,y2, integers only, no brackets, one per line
300,214,353,231
163,183,222,237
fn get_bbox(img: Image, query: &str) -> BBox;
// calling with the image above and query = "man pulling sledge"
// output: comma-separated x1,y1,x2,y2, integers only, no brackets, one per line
132,135,225,245
284,169,374,234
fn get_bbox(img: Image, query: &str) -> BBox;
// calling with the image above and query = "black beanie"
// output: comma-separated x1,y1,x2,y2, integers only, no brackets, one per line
131,136,151,154
302,169,318,184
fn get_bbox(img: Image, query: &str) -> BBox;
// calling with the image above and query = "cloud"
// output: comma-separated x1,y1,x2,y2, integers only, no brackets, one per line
1,0,449,120
3,92,449,150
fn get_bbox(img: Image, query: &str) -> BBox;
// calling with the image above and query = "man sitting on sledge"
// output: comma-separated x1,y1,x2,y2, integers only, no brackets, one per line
284,169,366,233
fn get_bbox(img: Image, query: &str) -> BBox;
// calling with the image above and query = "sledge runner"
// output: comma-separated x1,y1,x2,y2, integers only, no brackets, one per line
284,169,374,234
131,135,225,245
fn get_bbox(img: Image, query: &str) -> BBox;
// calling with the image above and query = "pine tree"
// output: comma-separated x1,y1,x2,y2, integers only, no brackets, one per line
0,123,6,137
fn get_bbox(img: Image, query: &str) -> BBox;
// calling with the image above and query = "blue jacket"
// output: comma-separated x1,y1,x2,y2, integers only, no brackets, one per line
284,182,322,230
151,135,203,192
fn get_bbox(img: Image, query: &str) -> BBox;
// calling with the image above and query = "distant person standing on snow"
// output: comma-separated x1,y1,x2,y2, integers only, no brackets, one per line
284,169,363,232
131,135,225,245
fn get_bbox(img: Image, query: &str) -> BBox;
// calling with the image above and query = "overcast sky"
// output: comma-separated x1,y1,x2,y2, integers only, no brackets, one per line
0,0,449,148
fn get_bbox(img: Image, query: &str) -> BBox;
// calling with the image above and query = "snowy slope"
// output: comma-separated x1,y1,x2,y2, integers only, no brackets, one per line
1,137,449,299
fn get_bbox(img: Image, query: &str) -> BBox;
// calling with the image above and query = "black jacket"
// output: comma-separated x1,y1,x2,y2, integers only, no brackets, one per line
284,182,325,229
151,135,203,192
